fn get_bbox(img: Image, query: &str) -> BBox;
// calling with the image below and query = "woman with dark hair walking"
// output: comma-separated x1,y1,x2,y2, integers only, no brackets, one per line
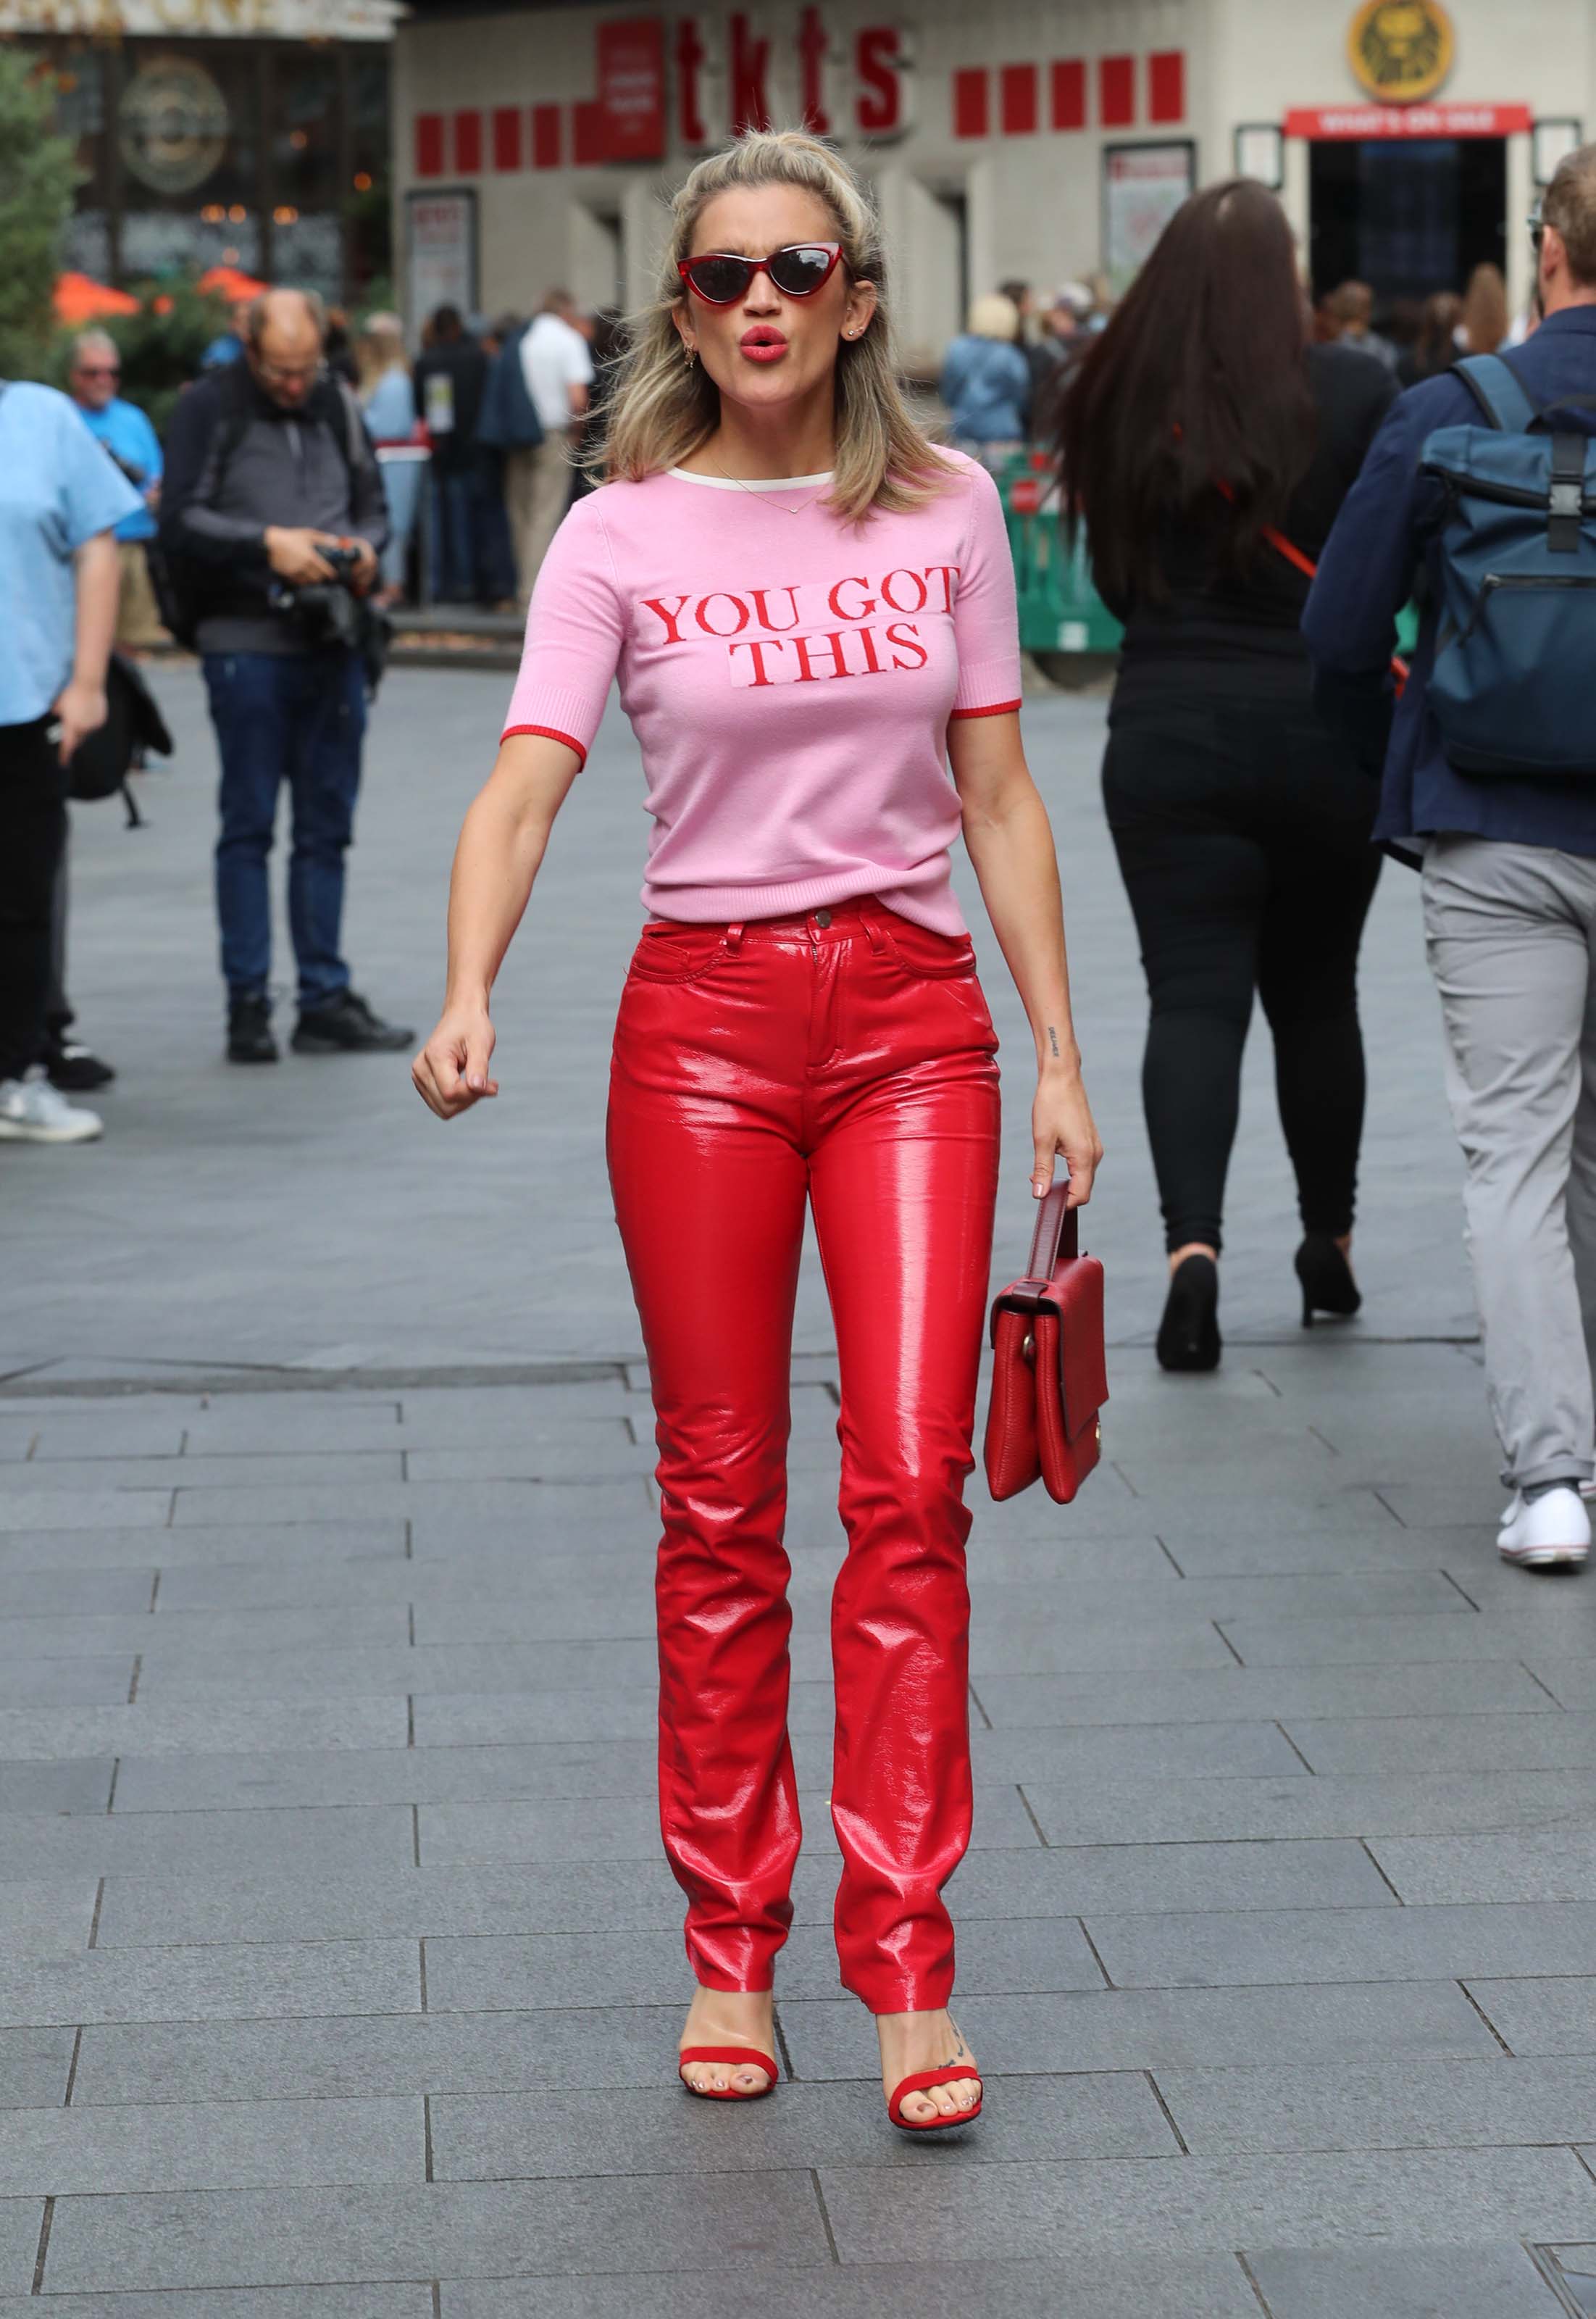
1058,180,1395,1367
414,128,1100,2129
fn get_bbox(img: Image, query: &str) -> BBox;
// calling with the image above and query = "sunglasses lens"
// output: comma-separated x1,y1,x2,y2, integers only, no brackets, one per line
687,255,751,303
769,246,834,296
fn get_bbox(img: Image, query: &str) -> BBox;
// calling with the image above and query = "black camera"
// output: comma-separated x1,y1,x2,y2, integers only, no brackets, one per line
270,541,364,651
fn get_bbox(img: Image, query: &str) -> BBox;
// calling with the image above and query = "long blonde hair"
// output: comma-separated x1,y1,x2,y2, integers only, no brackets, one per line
600,128,951,522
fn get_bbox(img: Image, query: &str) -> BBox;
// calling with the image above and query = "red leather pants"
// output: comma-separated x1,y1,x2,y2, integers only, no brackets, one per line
606,893,1001,2013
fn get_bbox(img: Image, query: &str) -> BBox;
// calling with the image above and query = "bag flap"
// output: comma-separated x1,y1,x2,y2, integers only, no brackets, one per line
1045,1257,1107,1440
1420,424,1596,494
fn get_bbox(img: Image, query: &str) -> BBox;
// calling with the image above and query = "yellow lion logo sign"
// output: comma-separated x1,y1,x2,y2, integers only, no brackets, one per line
1347,0,1455,103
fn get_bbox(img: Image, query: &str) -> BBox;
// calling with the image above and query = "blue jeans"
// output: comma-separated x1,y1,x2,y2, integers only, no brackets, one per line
203,649,364,1009
430,458,517,604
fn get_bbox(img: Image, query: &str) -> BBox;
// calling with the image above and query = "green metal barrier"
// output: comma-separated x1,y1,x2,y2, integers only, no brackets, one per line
995,446,1421,666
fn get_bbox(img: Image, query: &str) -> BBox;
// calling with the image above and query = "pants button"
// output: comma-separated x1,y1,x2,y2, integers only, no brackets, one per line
814,909,831,928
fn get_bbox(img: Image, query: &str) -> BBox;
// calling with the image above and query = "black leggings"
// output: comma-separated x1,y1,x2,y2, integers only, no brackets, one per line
0,718,67,1086
1103,677,1382,1256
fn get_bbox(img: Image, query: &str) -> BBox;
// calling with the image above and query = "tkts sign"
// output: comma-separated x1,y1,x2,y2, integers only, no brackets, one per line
674,9,914,146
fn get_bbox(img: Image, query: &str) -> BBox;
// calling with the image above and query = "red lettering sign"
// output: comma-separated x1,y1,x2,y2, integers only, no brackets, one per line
1050,59,1085,130
856,25,908,137
953,67,988,139
1284,101,1532,138
675,16,708,144
1098,54,1135,128
1000,62,1037,136
798,4,830,134
1148,50,1185,122
532,103,561,169
454,109,482,174
492,105,522,172
415,113,444,178
730,12,771,133
572,101,605,166
596,17,666,162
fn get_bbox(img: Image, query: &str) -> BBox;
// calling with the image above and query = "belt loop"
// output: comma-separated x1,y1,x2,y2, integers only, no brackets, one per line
725,922,745,952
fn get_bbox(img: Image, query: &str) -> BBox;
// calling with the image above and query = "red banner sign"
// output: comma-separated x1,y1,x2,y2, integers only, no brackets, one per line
1284,101,1532,138
596,17,665,161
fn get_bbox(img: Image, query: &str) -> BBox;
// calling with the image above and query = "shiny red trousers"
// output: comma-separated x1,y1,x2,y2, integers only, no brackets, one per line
606,893,1001,2014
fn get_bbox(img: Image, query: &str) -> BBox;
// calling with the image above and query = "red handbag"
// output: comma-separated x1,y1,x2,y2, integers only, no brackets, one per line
983,1183,1108,1503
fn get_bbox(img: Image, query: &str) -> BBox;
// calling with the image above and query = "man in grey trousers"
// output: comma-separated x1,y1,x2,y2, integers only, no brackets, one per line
1304,144,1596,1571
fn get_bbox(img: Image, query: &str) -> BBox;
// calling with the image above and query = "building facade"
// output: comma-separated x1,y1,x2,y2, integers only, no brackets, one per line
3,0,398,299
393,0,1591,367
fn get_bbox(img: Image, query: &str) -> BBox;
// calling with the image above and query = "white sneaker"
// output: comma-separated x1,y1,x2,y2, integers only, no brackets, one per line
0,1072,102,1145
1498,1486,1590,1569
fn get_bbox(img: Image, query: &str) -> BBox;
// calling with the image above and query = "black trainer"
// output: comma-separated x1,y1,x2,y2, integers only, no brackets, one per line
227,996,279,1064
43,1040,116,1092
291,989,414,1054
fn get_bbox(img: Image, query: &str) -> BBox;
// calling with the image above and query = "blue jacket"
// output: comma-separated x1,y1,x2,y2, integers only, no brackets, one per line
1303,304,1596,856
940,335,1029,444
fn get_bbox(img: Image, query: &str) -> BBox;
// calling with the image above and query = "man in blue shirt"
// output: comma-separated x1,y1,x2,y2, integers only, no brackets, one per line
0,381,140,1145
68,330,164,648
1305,145,1596,1573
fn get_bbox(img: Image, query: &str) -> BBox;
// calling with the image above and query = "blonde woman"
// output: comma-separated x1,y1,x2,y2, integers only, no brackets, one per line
413,128,1100,2133
355,313,419,607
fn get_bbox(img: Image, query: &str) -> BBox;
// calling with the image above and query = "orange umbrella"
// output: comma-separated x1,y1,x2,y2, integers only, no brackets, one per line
54,272,140,325
198,265,270,304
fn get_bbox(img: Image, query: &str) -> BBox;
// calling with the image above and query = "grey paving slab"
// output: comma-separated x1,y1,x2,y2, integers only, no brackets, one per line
1282,1709,1596,1775
0,2205,44,2294
975,1568,1471,1623
1086,1901,1596,1989
2,1453,403,1493
112,1739,657,1812
1164,2049,1596,2153
404,1441,653,1481
0,1489,170,1531
444,2257,1263,2319
0,2097,423,2194
171,1479,651,1529
0,2026,74,2107
0,1654,134,1707
1242,2244,1565,2319
441,2260,1265,2319
0,1696,408,1762
0,1803,415,1881
1219,1609,1595,1667
1024,1766,1596,1846
0,1520,406,1570
0,1568,154,1616
0,2296,434,2318
431,2071,1174,2181
0,1415,188,1459
969,1720,1308,1783
1158,1523,1500,1577
818,2147,1596,2260
1371,1828,1596,1905
39,2176,832,2291
1554,2242,1596,2315
1524,1662,1596,1710
974,1658,1558,1725
0,1759,112,1814
0,1878,97,1954
777,1980,1498,2077
1466,1978,1596,2055
0,1939,420,2027
182,1406,405,1453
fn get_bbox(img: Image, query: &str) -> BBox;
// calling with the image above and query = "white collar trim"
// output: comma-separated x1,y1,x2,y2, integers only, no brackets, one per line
667,467,833,490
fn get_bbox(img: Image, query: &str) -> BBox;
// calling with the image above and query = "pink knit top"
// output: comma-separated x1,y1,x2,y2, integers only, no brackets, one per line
501,447,1022,933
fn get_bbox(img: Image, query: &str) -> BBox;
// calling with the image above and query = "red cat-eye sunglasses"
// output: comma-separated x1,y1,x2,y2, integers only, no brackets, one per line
677,242,843,305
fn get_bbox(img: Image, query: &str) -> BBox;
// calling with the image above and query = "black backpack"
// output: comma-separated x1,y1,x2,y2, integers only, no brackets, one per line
150,369,369,648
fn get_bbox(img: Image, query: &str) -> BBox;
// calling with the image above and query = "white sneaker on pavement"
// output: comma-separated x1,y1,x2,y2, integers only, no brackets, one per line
1498,1486,1590,1569
0,1072,102,1145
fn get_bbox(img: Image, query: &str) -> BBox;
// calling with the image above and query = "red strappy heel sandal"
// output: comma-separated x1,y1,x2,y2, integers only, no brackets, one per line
886,2065,985,2133
677,2046,780,2102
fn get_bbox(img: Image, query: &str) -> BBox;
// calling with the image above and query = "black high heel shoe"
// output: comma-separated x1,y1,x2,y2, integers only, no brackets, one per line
1295,1232,1361,1328
1156,1253,1221,1372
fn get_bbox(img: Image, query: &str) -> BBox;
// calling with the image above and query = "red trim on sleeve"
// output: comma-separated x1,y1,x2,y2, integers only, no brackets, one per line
501,724,588,765
949,699,1022,721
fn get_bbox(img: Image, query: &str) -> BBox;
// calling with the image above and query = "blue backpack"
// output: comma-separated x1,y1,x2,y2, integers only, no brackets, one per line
475,326,545,452
1422,353,1596,776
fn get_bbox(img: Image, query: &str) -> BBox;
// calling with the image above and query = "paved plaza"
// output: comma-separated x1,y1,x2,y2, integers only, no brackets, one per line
4,665,1596,2311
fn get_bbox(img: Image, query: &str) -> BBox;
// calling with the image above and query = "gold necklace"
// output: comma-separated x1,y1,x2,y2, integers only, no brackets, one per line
705,453,830,517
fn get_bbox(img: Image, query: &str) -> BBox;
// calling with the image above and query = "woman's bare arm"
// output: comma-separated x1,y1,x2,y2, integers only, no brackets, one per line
948,709,1103,1205
411,731,582,1119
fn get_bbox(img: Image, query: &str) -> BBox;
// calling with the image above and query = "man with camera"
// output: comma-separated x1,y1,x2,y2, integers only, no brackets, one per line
160,288,412,1063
